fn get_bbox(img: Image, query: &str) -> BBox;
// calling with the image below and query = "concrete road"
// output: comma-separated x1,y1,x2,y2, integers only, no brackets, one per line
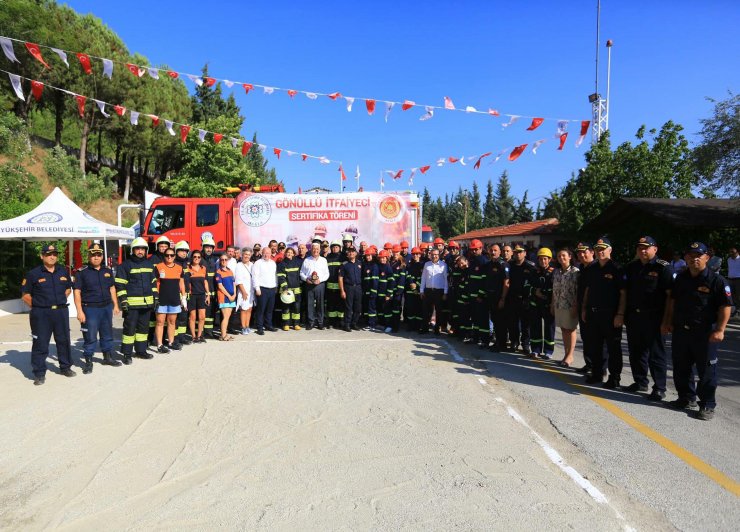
0,314,737,530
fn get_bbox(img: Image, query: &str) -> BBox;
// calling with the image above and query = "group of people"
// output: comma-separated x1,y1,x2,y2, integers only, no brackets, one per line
21,232,734,421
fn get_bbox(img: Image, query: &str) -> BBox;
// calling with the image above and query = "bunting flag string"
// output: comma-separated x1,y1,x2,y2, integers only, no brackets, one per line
1,68,342,169
0,34,589,127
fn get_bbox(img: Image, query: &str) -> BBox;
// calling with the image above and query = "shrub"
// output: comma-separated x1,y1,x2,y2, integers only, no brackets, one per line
0,112,31,160
43,147,114,206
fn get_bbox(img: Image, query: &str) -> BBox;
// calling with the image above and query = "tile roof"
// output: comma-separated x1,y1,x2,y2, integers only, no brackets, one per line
452,218,559,240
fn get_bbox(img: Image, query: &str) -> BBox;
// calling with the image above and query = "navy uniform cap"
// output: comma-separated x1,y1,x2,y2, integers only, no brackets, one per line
88,243,104,253
41,244,58,254
513,244,526,252
687,241,708,255
593,237,612,249
636,236,657,247
575,241,592,252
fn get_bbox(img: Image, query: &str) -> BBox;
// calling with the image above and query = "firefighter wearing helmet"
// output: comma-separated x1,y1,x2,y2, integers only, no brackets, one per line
466,239,490,347
525,247,555,359
173,241,192,346
326,240,345,328
148,235,171,342
376,249,396,333
115,237,158,365
362,247,379,330
201,235,219,338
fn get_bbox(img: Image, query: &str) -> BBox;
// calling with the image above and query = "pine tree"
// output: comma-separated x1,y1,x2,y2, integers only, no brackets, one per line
513,190,534,223
483,179,498,227
494,171,516,226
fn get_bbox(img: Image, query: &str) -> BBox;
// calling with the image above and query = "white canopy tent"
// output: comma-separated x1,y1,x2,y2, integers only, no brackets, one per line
0,187,135,315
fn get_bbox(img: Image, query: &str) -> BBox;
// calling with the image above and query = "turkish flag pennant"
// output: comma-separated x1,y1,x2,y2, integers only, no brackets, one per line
508,144,528,162
273,147,281,159
205,77,216,87
327,92,341,100
287,89,297,98
126,63,139,77
401,100,415,111
114,105,126,116
339,165,347,181
444,96,455,110
448,157,460,163
75,95,86,118
180,125,191,143
579,120,590,136
149,114,160,127
488,108,500,117
241,141,253,156
242,83,253,94
365,99,376,115
167,71,179,79
25,42,50,68
213,133,223,144
419,165,431,174
301,154,308,161
527,117,544,131
474,152,492,170
74,53,91,75
31,80,44,101
558,133,568,150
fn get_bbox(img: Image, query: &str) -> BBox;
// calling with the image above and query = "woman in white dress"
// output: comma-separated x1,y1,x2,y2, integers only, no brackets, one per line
235,247,256,334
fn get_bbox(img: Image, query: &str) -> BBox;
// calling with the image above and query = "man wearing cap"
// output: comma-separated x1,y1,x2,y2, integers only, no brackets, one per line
581,237,626,388
339,246,363,331
526,248,556,359
301,242,330,329
575,241,597,374
341,233,355,261
74,243,122,374
662,242,732,420
624,236,672,400
116,238,158,365
362,248,379,330
21,244,76,385
506,244,536,354
467,239,490,346
326,241,345,328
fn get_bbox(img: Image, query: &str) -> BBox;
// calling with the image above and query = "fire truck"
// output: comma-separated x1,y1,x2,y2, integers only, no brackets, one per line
139,184,423,253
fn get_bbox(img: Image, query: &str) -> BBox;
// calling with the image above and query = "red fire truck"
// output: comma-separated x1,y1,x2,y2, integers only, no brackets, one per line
140,185,423,253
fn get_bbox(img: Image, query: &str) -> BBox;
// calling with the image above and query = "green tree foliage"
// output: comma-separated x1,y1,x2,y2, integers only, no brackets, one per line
43,146,114,205
546,123,697,236
693,92,739,198
482,179,498,227
494,171,516,226
513,190,534,223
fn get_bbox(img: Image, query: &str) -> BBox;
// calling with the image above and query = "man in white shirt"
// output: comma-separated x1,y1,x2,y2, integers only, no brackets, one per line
300,243,330,329
234,247,255,334
252,247,278,335
226,245,238,272
728,247,740,315
420,249,448,334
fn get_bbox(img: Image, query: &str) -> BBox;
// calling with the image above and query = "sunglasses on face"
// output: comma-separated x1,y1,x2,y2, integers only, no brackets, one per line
89,252,103,257
44,252,58,256
165,253,175,258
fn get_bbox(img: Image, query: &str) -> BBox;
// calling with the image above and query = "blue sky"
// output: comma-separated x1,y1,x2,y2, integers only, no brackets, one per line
62,0,739,205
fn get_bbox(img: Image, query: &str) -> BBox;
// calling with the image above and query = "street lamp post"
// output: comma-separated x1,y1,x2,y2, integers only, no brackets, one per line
457,189,470,234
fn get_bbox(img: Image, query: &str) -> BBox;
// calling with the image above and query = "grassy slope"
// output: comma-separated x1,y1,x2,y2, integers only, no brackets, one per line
0,145,138,226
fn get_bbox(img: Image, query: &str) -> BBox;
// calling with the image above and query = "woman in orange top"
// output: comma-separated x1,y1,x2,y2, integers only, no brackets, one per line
188,251,210,343
154,250,186,353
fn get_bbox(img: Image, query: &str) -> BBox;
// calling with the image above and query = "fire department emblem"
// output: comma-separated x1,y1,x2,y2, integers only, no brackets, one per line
377,195,404,224
239,195,272,227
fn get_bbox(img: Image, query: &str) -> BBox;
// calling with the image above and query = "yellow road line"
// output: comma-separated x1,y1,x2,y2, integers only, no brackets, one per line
531,359,740,497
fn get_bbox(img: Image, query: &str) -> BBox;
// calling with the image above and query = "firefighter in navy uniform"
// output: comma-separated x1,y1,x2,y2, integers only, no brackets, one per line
362,248,379,330
662,241,732,420
73,243,122,374
507,244,536,354
486,249,510,352
376,250,396,332
277,247,303,330
339,246,363,331
575,242,597,374
467,239,490,347
173,240,192,345
581,237,626,389
201,236,219,338
624,236,672,400
451,255,471,340
389,244,406,332
444,241,461,334
326,241,345,328
404,247,424,332
115,237,158,365
21,244,76,385
526,248,556,359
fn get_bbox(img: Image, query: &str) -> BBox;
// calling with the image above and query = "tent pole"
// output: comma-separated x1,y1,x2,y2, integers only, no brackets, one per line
22,239,26,269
